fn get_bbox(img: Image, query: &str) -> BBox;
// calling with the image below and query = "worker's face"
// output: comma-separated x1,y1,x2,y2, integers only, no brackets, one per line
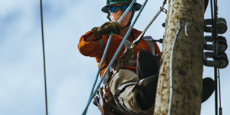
108,3,133,28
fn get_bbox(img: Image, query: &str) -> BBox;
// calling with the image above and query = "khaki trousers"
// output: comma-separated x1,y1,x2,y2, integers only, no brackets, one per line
108,69,154,115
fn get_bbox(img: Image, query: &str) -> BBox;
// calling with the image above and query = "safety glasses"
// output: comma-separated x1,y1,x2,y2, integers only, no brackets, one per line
109,5,133,13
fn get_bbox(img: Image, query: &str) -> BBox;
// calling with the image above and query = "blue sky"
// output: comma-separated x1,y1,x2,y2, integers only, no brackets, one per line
0,0,229,115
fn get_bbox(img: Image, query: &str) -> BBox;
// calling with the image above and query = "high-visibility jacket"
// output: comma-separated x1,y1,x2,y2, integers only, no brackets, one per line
78,28,161,77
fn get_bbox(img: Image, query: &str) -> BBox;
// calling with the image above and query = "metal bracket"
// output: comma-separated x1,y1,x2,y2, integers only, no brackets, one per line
152,39,163,43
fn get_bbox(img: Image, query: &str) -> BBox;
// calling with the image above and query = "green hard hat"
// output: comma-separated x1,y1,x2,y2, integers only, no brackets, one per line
102,0,142,13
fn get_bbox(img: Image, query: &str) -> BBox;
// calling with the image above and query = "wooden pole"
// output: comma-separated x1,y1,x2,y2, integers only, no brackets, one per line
154,0,204,114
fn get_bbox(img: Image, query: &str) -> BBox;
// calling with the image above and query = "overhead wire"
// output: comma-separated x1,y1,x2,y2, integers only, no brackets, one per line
210,0,219,114
40,0,49,115
218,68,222,115
214,0,223,114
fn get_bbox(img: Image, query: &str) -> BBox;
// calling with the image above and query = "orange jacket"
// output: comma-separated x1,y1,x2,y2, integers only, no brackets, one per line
78,28,161,77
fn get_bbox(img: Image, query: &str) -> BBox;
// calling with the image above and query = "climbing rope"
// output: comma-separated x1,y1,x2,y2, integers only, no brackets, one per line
168,19,188,115
40,0,49,115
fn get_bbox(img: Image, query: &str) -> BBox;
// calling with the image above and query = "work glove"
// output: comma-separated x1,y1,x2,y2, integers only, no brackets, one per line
92,21,121,39
98,86,113,115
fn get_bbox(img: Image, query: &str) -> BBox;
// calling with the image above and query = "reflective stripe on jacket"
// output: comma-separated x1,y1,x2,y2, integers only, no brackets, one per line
78,28,161,77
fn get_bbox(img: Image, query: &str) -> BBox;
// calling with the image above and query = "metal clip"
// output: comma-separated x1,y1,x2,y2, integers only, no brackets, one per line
161,7,167,14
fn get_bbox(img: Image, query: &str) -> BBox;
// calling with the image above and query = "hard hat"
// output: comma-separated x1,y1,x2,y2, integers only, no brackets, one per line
102,0,142,13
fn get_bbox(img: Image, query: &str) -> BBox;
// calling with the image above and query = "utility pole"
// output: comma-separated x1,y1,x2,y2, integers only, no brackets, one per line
154,0,204,115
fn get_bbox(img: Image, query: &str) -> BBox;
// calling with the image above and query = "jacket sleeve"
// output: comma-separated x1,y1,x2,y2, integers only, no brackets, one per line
78,31,103,57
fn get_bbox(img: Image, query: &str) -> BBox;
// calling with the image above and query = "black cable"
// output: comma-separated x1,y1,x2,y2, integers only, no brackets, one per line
40,0,49,115
218,69,223,115
214,1,223,115
210,0,218,114
210,0,214,20
214,0,218,114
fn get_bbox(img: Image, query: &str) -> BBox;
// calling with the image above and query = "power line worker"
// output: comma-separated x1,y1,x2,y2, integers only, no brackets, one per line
78,0,215,114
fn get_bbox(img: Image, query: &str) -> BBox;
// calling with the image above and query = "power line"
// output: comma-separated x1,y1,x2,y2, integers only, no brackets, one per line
40,0,49,115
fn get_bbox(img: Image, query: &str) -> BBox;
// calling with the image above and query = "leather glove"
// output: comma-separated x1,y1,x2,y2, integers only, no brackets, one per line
98,86,113,115
92,21,121,39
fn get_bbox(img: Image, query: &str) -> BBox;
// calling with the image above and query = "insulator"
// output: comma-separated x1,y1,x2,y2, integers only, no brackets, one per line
202,77,215,103
216,18,227,34
217,40,228,53
217,36,227,42
203,52,229,68
204,18,228,34
203,36,227,53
